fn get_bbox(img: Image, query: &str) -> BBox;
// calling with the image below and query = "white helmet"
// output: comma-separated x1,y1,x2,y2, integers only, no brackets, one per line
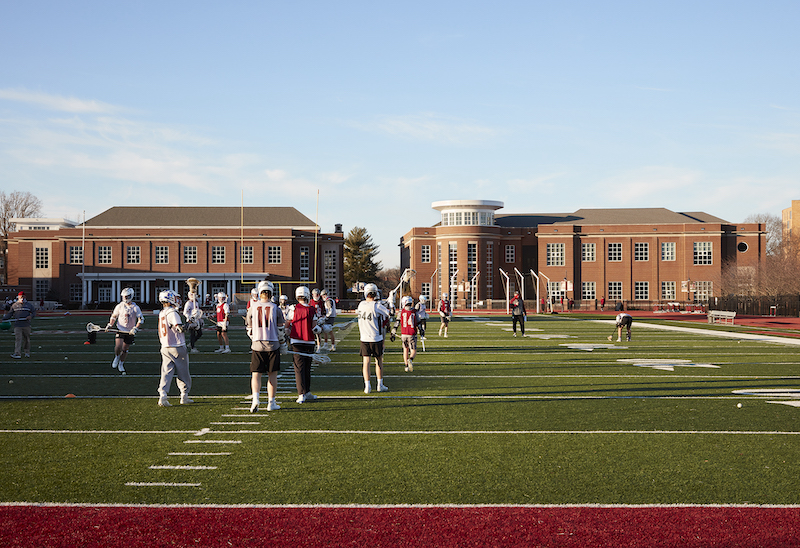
401,296,413,308
121,287,134,303
217,293,227,303
296,286,310,301
364,283,379,298
442,293,449,300
279,294,288,303
419,295,427,303
312,288,321,298
257,280,274,296
159,289,180,307
320,289,328,297
250,288,258,299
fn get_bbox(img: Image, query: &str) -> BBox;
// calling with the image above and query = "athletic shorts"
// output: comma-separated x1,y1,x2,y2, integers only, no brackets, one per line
216,322,228,333
250,350,281,374
324,317,335,326
617,317,633,328
440,314,450,326
360,341,384,358
401,334,417,351
116,333,135,345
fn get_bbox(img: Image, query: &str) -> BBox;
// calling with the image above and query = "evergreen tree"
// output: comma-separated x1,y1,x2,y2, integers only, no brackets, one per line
343,226,382,289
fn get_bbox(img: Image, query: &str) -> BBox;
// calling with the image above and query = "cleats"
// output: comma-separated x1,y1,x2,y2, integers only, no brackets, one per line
117,363,126,375
250,399,259,413
296,393,306,404
377,384,389,392
266,400,280,412
180,396,194,405
364,384,372,394
112,356,120,369
158,398,171,407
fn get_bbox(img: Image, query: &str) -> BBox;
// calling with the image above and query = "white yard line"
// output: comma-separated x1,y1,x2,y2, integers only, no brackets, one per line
594,318,800,346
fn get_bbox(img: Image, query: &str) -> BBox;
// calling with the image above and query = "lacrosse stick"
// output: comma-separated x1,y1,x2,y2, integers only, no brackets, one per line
286,351,331,364
607,327,618,341
86,322,127,334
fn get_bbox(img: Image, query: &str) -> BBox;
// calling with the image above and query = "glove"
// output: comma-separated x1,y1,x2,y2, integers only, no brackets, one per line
129,327,138,336
105,324,112,332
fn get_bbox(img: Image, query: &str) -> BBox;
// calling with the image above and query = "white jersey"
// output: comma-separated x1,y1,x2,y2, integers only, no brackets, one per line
323,297,337,319
183,299,203,323
416,302,429,320
357,300,390,343
246,300,283,344
158,307,186,348
110,302,144,332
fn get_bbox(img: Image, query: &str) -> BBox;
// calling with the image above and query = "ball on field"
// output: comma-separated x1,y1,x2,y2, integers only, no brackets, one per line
737,403,742,408
64,357,68,360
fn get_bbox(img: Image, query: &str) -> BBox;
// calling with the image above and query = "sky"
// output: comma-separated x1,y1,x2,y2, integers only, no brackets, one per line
1,1,799,268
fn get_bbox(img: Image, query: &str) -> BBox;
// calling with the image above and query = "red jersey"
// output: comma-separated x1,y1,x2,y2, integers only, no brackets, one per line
216,302,230,323
288,303,315,343
400,308,417,336
439,299,451,316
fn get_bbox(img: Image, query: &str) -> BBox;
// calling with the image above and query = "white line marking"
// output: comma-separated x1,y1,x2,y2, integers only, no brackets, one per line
183,439,241,444
767,401,800,407
210,422,261,425
195,427,211,436
149,465,218,470
125,482,202,487
168,453,231,456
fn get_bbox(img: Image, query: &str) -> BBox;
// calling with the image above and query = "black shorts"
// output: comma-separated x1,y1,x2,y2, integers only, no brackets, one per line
116,333,135,345
250,350,281,374
360,341,384,358
617,317,633,328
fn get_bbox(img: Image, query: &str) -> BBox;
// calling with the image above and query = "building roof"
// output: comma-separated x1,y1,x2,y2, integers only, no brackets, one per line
83,207,316,229
495,207,729,227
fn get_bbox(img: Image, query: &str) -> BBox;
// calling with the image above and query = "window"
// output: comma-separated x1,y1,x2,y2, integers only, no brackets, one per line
505,245,515,263
634,281,649,300
694,281,713,301
212,246,226,264
70,246,83,265
448,242,458,295
455,212,463,225
634,242,649,261
69,283,83,303
98,246,112,264
240,245,254,265
35,248,49,269
546,243,565,266
155,246,169,264
694,242,713,265
183,246,197,264
548,281,564,301
661,281,676,300
486,242,494,297
98,282,113,302
268,246,281,264
661,242,676,261
582,243,596,262
467,242,477,297
421,245,431,263
608,243,622,262
582,281,596,300
300,246,309,281
607,281,622,300
437,243,442,296
127,246,140,265
35,279,50,300
421,282,431,301
323,249,337,297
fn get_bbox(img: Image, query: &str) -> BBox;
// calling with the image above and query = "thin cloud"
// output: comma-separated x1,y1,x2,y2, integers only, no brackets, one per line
352,113,500,145
0,88,120,113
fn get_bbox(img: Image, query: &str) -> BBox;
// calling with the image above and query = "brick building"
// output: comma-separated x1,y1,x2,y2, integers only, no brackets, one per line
6,206,344,307
400,200,766,310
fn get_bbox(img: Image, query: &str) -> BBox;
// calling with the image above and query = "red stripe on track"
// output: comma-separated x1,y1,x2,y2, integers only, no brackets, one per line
2,506,800,547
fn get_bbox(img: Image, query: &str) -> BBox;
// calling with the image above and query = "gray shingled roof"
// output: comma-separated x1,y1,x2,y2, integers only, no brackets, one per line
84,207,315,228
495,207,729,227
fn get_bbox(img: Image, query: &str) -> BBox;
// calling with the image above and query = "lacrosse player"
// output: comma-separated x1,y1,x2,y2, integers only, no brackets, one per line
285,286,319,404
320,289,337,351
3,291,36,359
156,290,192,407
357,283,391,393
105,288,144,374
615,312,633,342
214,293,231,353
244,281,283,412
415,295,429,339
400,296,418,372
183,290,204,353
438,293,452,337
510,290,526,337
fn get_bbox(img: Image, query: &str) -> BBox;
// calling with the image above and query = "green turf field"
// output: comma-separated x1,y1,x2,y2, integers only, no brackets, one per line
2,313,799,506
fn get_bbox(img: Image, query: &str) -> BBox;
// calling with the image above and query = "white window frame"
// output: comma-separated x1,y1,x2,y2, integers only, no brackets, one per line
661,242,676,261
607,281,623,300
35,247,49,269
661,281,676,300
300,246,310,281
268,246,281,264
421,245,431,263
581,281,596,300
546,243,565,267
581,242,596,262
634,281,649,300
240,245,254,265
98,246,112,265
155,245,169,265
505,245,515,263
70,246,83,265
694,242,713,265
634,242,649,262
127,246,140,265
608,243,622,262
183,246,197,265
212,246,226,264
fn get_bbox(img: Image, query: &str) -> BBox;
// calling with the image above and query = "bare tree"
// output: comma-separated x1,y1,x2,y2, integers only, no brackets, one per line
744,213,782,256
1,190,44,283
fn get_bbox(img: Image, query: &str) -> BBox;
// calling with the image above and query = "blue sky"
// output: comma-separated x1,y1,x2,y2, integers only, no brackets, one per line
1,1,799,268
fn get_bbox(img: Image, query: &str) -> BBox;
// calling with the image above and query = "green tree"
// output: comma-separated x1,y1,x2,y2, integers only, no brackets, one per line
343,226,381,289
